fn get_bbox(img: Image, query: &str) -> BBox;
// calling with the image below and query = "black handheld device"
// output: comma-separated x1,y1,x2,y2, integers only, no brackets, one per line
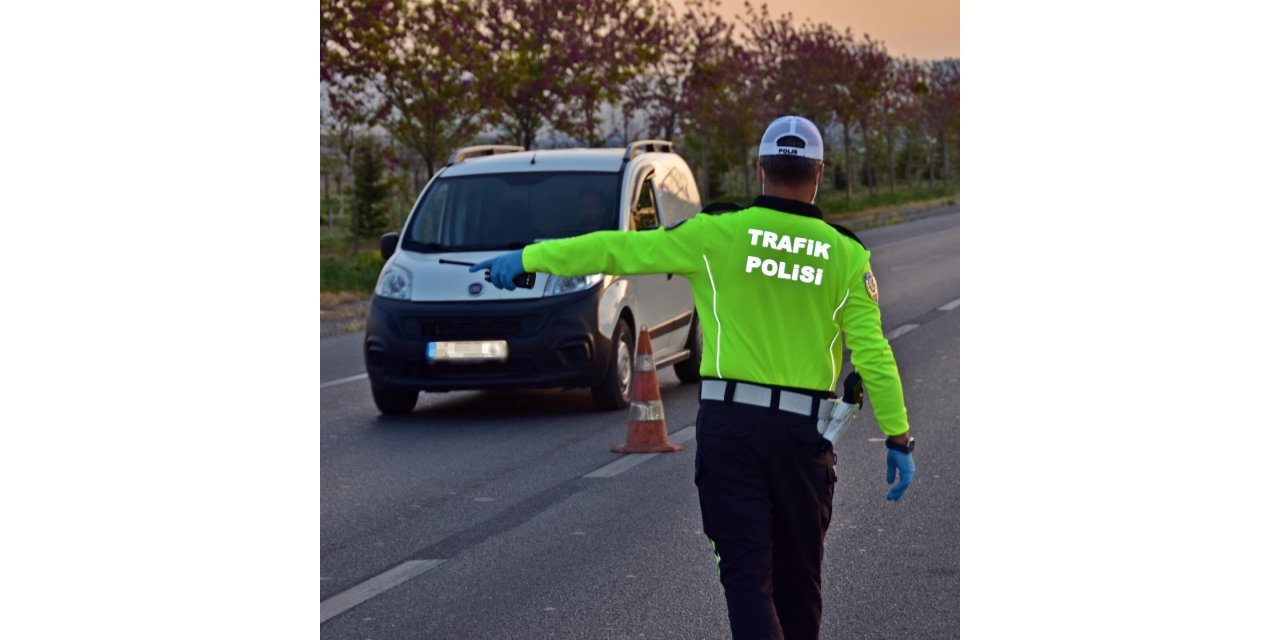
842,370,865,408
438,259,536,289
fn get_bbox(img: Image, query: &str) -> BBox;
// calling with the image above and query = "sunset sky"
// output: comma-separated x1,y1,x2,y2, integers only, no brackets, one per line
676,0,960,60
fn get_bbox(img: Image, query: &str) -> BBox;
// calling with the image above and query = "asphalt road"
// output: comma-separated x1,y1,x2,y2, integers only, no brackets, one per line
320,206,960,639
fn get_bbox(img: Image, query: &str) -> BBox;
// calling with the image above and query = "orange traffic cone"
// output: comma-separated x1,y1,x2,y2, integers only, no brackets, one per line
611,326,684,454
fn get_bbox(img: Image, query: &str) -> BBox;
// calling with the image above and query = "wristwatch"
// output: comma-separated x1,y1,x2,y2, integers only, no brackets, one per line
885,437,915,454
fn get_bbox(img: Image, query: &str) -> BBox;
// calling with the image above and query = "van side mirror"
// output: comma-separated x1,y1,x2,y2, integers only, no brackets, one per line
380,232,399,260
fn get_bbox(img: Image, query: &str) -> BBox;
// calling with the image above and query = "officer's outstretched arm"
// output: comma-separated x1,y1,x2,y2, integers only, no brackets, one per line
521,215,712,277
839,260,910,437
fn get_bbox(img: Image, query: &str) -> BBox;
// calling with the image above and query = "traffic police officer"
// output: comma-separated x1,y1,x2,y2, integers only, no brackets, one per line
473,115,915,640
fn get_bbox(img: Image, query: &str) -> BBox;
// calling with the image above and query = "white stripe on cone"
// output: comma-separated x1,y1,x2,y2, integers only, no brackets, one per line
629,399,665,422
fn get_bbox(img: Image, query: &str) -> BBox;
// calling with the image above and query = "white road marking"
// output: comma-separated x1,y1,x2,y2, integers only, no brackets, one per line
669,426,697,445
320,559,445,623
585,453,658,478
584,425,694,478
321,373,368,390
885,324,919,341
937,298,960,312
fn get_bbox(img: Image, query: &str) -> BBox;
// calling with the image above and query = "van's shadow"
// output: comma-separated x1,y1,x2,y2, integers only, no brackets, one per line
372,388,619,430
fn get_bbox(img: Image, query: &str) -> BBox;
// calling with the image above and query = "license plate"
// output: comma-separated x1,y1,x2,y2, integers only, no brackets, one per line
426,340,508,363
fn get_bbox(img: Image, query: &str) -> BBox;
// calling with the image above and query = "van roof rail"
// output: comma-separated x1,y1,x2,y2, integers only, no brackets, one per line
445,144,525,167
621,140,674,164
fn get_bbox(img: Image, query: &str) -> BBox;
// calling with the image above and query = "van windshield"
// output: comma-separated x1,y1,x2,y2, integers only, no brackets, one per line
402,171,622,253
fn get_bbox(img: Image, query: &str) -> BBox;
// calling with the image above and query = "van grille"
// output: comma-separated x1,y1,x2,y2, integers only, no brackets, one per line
397,358,537,380
399,315,543,340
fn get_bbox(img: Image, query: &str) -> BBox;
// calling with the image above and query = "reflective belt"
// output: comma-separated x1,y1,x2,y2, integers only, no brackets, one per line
699,379,827,418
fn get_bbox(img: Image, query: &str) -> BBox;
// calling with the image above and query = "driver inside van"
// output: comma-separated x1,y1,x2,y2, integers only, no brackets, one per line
535,189,612,239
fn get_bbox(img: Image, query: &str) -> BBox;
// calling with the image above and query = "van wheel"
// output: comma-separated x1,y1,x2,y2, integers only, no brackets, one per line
673,313,702,384
372,386,418,416
592,321,634,410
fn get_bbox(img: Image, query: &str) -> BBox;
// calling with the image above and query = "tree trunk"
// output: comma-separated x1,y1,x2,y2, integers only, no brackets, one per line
842,120,853,203
942,131,951,184
697,144,708,201
518,113,537,150
344,150,356,255
342,151,353,228
887,124,896,192
323,170,332,232
402,162,411,228
928,139,936,189
905,138,914,190
336,173,345,227
583,98,599,146
860,118,874,194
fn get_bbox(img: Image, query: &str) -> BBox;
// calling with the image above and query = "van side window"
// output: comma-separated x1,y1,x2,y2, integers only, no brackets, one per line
631,177,660,230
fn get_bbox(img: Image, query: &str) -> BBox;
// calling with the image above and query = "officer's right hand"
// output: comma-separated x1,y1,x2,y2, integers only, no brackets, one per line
469,249,525,290
886,448,915,501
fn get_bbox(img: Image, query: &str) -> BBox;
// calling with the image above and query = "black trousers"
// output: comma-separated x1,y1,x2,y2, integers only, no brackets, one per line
694,400,838,640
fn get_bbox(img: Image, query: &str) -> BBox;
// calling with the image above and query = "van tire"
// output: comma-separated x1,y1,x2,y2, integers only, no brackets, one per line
673,313,702,384
372,386,418,416
592,321,634,410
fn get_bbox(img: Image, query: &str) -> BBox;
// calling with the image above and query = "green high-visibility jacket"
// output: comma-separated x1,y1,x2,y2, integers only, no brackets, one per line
522,195,909,436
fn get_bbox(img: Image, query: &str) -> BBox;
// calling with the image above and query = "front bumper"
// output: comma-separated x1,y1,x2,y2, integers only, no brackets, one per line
363,288,610,392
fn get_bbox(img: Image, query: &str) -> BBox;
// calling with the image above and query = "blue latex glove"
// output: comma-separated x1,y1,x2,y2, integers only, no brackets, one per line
886,448,916,501
469,249,525,290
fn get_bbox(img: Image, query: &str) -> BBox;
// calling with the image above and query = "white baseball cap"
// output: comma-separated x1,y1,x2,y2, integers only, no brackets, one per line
758,115,824,161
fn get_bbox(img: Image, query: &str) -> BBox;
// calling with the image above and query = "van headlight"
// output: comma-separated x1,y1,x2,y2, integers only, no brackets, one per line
545,273,603,296
376,264,412,300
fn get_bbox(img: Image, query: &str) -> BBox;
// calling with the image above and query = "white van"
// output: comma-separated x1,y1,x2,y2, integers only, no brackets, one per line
364,141,705,415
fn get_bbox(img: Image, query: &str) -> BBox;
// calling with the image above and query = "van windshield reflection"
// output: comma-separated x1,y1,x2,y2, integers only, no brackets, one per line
402,172,621,253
